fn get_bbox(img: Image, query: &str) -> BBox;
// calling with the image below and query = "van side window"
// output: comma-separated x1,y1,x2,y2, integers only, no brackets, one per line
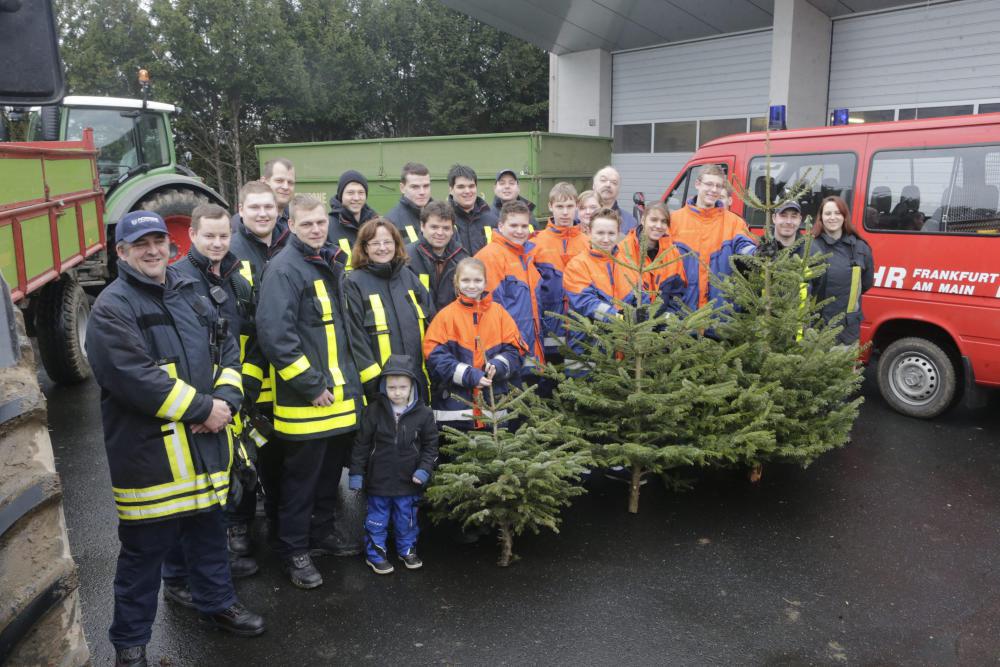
866,146,1000,234
743,153,857,228
665,163,729,212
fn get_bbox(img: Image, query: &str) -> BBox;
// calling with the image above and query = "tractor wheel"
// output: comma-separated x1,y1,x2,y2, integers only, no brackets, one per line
35,275,91,384
136,188,212,263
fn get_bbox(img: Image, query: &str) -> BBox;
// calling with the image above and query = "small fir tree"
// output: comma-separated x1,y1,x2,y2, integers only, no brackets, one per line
545,232,773,513
425,386,590,567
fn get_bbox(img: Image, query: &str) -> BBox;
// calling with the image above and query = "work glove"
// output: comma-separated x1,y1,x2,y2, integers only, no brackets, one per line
411,469,430,486
348,475,363,491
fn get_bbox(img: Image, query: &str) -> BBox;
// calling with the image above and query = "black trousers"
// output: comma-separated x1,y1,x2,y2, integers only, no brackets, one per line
276,433,351,558
110,509,235,649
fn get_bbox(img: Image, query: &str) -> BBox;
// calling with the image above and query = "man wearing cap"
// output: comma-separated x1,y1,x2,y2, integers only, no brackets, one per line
492,168,539,230
87,211,265,667
772,200,805,251
328,169,378,268
386,161,432,245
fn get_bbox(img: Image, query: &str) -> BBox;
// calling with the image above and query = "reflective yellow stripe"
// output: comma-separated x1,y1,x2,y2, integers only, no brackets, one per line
274,412,358,436
239,334,248,363
116,489,222,521
215,367,243,394
239,260,254,286
338,238,352,271
484,226,493,244
243,362,265,382
273,395,354,419
407,290,431,391
279,354,310,381
405,225,418,243
847,265,862,313
359,363,381,383
161,421,196,482
156,378,197,421
113,473,214,502
314,280,346,386
418,273,430,291
796,281,808,342
369,294,392,364
258,367,275,405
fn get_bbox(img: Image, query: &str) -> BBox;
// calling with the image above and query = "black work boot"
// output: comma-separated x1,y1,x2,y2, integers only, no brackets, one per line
230,554,260,579
162,582,196,609
284,553,322,589
309,532,360,558
199,602,266,637
115,645,148,667
227,522,251,556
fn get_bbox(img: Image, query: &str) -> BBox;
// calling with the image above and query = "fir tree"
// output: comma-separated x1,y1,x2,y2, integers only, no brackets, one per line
545,232,773,513
425,387,590,567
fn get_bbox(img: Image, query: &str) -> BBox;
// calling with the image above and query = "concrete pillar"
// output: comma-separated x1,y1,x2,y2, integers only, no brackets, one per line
549,49,612,137
768,0,832,129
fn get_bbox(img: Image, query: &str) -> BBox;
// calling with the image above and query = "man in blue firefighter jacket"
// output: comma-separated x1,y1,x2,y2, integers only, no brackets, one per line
87,211,265,667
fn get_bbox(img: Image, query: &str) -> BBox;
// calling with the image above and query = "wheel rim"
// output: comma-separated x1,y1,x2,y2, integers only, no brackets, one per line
888,352,940,406
76,299,89,362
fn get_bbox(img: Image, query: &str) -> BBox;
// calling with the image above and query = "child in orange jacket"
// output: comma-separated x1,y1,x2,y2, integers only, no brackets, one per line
619,202,687,315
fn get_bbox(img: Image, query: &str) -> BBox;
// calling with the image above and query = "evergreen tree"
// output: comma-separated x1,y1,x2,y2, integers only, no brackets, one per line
545,236,773,513
425,387,590,567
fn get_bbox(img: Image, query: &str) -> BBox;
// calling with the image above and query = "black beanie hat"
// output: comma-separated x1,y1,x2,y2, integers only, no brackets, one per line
336,170,369,200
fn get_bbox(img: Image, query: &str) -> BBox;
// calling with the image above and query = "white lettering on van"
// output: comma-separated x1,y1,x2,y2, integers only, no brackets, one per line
912,281,933,292
874,266,906,289
936,283,975,295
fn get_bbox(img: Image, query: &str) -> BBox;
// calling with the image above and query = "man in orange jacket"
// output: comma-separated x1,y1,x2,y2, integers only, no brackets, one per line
669,164,757,310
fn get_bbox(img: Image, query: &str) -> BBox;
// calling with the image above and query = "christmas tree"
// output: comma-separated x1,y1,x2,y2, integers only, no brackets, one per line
544,233,773,513
424,386,591,567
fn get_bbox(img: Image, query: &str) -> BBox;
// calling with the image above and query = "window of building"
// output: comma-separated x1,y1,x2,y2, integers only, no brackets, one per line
897,105,974,121
698,118,747,146
664,163,729,211
613,123,651,153
749,116,768,132
743,153,857,228
653,121,696,153
866,145,1000,235
979,103,1000,114
830,109,894,125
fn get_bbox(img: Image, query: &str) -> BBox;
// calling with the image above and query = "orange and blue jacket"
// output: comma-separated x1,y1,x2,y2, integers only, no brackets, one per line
668,200,757,309
619,226,688,315
563,247,645,321
475,234,548,373
532,219,590,270
531,220,588,353
422,291,528,427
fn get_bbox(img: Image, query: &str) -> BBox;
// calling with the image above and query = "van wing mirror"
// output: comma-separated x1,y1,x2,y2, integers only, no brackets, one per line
0,0,66,105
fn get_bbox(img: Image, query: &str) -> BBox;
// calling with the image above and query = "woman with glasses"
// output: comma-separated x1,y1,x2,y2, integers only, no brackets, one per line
344,218,435,400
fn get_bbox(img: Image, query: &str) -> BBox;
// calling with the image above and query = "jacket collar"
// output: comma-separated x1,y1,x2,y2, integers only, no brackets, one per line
362,258,405,279
544,218,583,238
450,195,490,219
418,236,464,262
290,234,343,268
186,245,240,280
493,195,535,212
117,259,193,293
238,216,287,251
400,195,426,214
330,198,376,229
457,290,494,309
493,233,534,256
587,246,618,261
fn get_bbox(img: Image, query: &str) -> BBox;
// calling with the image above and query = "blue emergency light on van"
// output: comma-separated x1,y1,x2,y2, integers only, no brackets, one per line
832,108,850,126
768,105,787,131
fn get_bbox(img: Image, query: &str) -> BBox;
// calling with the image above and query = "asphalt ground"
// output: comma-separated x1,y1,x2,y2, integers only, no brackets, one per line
44,367,1000,666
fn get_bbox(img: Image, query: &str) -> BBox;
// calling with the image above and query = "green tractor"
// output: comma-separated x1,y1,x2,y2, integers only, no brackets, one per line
27,91,227,264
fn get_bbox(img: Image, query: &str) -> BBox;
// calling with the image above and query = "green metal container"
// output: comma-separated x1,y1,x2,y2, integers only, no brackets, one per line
256,132,612,219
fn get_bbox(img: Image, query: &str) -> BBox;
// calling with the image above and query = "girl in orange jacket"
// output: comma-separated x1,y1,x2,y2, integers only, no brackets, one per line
422,258,528,430
619,203,687,315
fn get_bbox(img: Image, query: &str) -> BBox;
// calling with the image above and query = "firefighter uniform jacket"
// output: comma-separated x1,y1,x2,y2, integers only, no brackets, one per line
256,235,364,440
475,234,547,372
349,356,439,496
229,219,289,407
450,195,498,256
327,197,378,270
385,196,423,245
669,200,757,309
86,261,244,523
405,237,469,314
810,232,875,345
423,291,527,427
344,258,435,398
619,226,688,314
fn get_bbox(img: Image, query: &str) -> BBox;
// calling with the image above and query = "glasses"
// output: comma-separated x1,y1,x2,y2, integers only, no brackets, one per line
366,240,394,249
701,182,727,192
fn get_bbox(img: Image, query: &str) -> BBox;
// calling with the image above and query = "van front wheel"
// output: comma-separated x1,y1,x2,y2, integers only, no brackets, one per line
876,336,957,419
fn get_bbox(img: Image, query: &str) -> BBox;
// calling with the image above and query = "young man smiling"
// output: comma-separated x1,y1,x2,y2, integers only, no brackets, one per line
405,199,469,313
448,164,498,256
386,162,432,244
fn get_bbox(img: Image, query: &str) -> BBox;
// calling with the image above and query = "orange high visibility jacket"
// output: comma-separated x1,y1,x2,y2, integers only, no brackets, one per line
668,202,757,309
619,226,688,314
531,219,590,270
563,247,643,321
423,291,528,427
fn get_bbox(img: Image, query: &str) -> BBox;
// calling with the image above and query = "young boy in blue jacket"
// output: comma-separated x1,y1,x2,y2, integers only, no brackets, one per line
349,354,438,574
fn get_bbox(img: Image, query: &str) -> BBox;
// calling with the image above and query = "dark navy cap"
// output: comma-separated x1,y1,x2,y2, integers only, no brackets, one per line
116,210,169,244
495,169,518,182
775,200,802,214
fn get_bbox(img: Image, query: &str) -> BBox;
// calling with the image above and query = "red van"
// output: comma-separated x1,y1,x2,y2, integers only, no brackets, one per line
660,114,1000,418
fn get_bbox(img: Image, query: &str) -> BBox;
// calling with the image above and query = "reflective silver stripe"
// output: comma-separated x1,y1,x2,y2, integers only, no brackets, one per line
433,408,509,422
452,363,470,385
595,303,612,314
543,336,560,348
523,355,541,369
490,356,509,372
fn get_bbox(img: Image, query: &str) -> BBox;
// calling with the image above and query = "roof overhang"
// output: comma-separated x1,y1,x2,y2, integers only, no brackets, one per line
441,0,932,54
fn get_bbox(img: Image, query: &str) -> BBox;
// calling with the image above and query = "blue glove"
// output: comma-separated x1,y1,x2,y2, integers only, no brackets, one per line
348,475,363,491
411,469,430,485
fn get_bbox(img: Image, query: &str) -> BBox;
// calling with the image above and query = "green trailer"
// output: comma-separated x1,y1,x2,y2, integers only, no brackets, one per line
256,132,612,219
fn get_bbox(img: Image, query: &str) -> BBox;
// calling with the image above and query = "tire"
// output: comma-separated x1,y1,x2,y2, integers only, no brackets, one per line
135,188,212,263
35,276,91,384
876,336,958,419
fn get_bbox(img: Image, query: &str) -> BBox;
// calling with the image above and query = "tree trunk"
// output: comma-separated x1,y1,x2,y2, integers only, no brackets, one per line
628,464,643,514
228,98,243,199
498,523,514,567
749,462,763,484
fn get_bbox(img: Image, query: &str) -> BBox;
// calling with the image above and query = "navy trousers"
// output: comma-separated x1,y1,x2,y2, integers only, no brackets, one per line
110,509,236,649
276,433,351,558
365,494,420,562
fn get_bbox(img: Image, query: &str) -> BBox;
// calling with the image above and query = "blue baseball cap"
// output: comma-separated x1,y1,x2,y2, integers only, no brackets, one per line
116,210,169,244
495,169,518,182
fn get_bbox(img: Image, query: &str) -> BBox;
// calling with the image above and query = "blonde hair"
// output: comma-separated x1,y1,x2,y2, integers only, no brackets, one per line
548,181,578,204
452,257,487,290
